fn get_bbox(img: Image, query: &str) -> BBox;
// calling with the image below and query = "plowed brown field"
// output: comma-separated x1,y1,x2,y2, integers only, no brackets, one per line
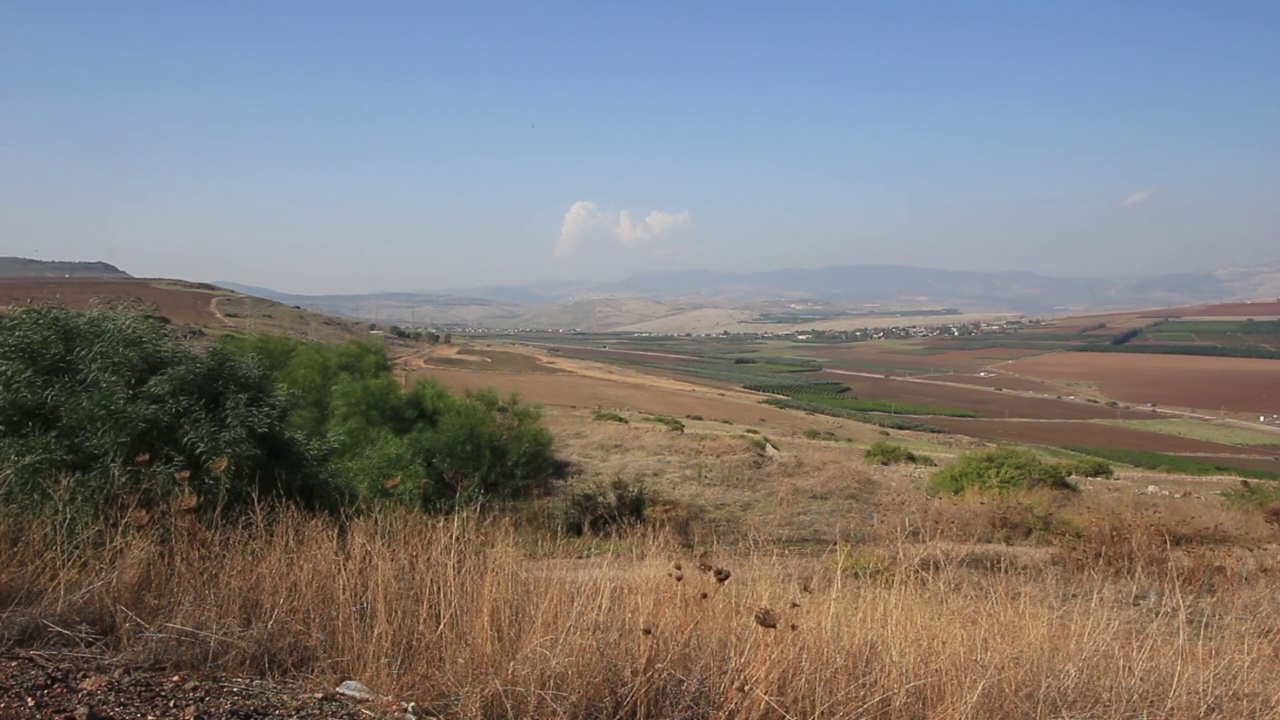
0,278,225,325
1143,301,1280,318
817,371,1153,420
1005,352,1280,414
934,418,1280,460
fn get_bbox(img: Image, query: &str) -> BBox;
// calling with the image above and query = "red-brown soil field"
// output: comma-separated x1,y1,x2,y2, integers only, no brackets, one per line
917,373,1062,393
0,278,225,325
1005,352,1280,414
817,371,1154,420
935,418,1280,463
1141,300,1280,318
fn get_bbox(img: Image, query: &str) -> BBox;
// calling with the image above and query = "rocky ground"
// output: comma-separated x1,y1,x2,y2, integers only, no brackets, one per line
0,653,415,720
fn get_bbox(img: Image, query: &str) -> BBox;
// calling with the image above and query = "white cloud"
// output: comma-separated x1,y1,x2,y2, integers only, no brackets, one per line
1121,188,1158,208
555,201,692,257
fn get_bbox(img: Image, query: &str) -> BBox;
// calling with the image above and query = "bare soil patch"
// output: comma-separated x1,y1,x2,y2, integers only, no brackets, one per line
817,372,1153,420
934,418,1280,459
1145,300,1280,318
0,653,377,720
0,278,224,325
920,373,1062,393
1006,352,1280,414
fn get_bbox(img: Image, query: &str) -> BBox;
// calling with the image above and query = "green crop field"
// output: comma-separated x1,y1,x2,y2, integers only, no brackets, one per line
1066,447,1278,480
1099,419,1280,447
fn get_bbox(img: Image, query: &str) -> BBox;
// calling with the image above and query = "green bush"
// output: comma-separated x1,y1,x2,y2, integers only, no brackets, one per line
227,334,558,508
864,441,935,466
0,309,560,527
641,415,685,433
0,308,342,523
1065,458,1115,479
928,447,1077,495
593,410,629,424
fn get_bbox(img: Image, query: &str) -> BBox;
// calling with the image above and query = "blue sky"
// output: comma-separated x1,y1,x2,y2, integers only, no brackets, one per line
2,2,1277,293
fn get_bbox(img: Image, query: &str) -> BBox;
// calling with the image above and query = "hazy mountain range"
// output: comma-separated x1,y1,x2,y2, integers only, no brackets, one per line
5,256,1278,332
214,262,1280,332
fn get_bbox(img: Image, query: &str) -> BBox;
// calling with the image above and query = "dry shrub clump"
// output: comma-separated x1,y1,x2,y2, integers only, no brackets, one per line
4,509,1280,719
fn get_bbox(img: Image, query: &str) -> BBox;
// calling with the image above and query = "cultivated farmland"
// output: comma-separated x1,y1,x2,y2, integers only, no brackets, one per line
1006,352,1280,415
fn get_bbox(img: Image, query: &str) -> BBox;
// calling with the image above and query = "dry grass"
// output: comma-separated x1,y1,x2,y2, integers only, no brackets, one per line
5,507,1280,719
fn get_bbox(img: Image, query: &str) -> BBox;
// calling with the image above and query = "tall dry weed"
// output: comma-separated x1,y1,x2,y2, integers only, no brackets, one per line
2,510,1280,718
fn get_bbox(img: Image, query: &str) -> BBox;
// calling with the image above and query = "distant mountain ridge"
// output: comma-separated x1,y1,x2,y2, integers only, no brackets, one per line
217,261,1280,331
0,257,129,279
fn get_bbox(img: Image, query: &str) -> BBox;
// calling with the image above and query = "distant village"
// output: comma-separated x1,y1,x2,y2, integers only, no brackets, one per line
448,317,1038,340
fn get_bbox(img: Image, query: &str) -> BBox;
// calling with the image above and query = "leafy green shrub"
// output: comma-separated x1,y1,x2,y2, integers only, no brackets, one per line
864,441,935,466
561,477,650,535
228,335,558,508
803,428,844,442
928,448,1077,495
593,410,629,424
0,311,561,525
1065,458,1115,479
0,308,342,523
641,415,685,432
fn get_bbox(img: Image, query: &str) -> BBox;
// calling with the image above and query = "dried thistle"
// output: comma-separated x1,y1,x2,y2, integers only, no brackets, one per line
697,560,714,574
673,572,684,583
174,470,191,483
789,601,801,609
713,567,731,584
640,624,654,636
672,561,683,572
134,451,151,465
210,457,229,476
384,476,403,490
753,607,779,629
174,492,200,513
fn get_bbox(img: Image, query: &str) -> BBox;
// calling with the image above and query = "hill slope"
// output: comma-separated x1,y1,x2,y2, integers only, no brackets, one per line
0,257,130,279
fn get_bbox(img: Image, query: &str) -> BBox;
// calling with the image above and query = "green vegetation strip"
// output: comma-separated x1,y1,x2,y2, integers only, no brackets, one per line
763,398,950,433
1074,344,1280,360
1099,419,1280,447
746,380,981,418
1064,447,1278,480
